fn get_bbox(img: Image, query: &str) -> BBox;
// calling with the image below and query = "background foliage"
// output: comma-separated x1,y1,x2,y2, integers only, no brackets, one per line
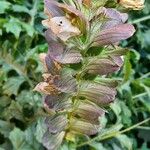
0,0,150,150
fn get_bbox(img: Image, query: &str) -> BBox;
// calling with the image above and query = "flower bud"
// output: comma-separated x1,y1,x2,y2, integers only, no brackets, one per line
42,16,81,41
118,0,145,10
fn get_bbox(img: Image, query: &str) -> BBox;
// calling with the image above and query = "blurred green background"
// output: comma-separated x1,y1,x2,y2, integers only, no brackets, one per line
0,0,150,150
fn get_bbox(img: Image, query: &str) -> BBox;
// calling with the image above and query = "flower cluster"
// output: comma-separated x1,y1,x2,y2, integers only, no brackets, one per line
35,0,136,149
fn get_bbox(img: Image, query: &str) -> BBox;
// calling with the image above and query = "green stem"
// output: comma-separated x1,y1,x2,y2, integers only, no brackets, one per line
77,118,150,147
130,15,150,24
139,72,150,79
30,0,38,26
136,126,150,130
132,92,147,99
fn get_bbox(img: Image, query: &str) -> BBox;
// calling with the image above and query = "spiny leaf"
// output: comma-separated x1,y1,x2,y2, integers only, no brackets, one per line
9,128,33,150
3,76,25,96
4,17,22,38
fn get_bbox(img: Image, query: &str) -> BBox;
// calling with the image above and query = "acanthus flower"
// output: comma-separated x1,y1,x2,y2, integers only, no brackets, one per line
35,0,136,149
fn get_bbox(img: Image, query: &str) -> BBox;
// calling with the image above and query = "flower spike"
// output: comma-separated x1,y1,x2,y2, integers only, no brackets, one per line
35,0,136,149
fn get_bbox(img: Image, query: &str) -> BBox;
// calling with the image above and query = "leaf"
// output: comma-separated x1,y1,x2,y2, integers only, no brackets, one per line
4,17,22,38
0,140,13,150
25,124,43,150
21,23,35,37
0,120,14,138
116,134,133,150
9,128,33,150
0,52,26,77
0,96,11,108
98,124,123,139
59,142,76,150
94,24,135,46
138,129,150,142
3,101,23,121
12,5,30,14
140,143,149,150
35,118,47,144
89,142,107,150
3,76,25,96
0,1,11,14
16,90,42,107
120,101,132,126
110,100,122,122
